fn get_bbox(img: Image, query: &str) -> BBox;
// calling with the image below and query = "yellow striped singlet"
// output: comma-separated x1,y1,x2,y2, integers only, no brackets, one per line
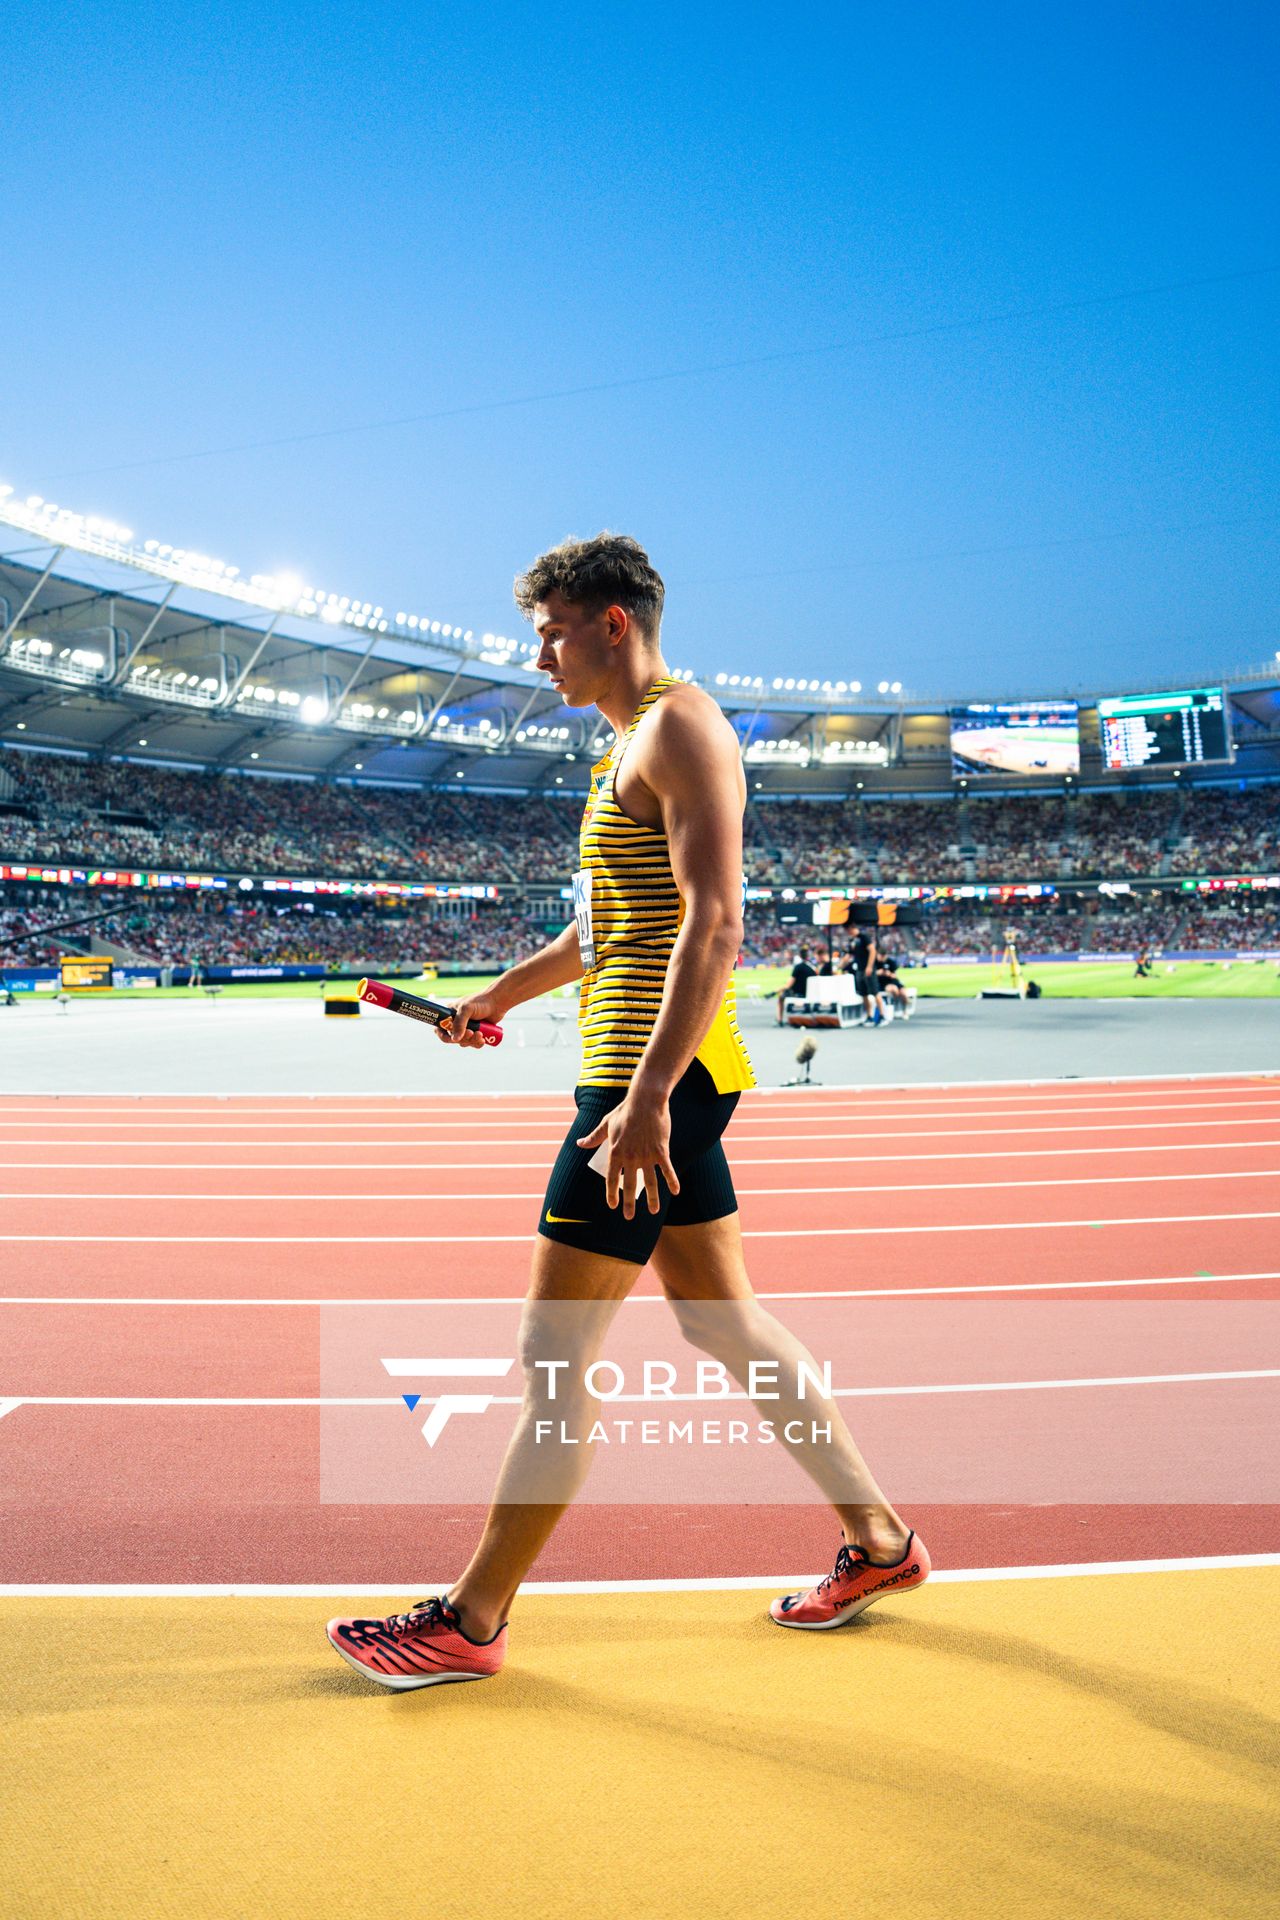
574,675,756,1092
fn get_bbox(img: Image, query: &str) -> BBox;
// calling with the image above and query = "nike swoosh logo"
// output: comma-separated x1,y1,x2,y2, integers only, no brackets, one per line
545,1212,592,1225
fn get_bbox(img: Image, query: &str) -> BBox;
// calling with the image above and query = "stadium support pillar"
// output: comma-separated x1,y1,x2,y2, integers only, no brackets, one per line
110,582,177,687
333,629,383,708
0,547,65,648
221,611,282,708
417,665,465,737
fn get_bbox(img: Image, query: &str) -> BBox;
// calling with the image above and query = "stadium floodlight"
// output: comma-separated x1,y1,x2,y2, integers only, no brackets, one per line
891,681,902,694
878,680,889,694
300,695,327,724
0,481,491,661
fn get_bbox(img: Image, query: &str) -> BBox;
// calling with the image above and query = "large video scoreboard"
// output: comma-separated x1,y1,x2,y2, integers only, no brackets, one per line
1097,687,1231,772
949,701,1081,778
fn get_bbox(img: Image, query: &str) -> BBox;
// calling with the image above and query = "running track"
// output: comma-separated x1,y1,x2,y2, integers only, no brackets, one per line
2,1077,1277,1585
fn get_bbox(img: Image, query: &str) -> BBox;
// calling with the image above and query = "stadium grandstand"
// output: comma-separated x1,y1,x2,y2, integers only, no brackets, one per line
2,485,1279,984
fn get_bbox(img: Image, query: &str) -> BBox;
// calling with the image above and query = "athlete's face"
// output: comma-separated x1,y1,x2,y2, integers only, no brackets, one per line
533,592,622,707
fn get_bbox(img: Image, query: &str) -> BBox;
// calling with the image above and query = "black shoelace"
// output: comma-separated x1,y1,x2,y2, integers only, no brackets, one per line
818,1543,868,1592
388,1596,458,1637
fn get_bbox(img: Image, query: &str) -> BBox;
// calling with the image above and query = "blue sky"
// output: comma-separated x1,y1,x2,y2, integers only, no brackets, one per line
3,0,1278,698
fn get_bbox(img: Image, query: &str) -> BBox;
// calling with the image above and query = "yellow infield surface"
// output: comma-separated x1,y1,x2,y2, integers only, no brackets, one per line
3,1569,1276,1919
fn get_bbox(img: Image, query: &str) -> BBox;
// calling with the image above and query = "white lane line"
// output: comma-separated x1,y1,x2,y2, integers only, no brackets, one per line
4,1270,1275,1306
7,1136,1280,1167
0,1399,21,1421
7,1067,1274,1098
10,1119,1280,1159
3,1369,1277,1410
3,1554,1277,1597
5,1073,1275,1110
9,1168,1278,1203
6,1067,1276,1104
2,1096,1277,1129
7,1116,1280,1153
4,1210,1279,1242
1,1091,1271,1117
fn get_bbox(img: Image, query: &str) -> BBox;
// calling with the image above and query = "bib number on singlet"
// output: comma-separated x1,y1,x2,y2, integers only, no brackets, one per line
571,868,597,970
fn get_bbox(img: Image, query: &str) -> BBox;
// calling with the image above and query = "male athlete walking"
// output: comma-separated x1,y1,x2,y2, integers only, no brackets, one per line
327,535,927,1689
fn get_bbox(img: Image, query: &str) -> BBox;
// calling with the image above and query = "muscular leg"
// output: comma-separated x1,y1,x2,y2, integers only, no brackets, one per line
447,1234,640,1638
650,1213,910,1563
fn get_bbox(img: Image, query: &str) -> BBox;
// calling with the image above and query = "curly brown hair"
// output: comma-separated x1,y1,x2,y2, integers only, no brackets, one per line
513,533,665,636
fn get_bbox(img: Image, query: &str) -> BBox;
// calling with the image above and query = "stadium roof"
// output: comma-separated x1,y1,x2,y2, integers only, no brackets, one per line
2,496,1279,795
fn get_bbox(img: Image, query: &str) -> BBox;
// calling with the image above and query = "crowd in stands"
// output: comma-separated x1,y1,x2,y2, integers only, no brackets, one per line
1069,793,1178,878
5,880,1279,977
967,796,1065,879
3,747,1279,895
868,801,964,883
0,881,561,973
0,899,71,962
1171,787,1280,876
739,894,1280,965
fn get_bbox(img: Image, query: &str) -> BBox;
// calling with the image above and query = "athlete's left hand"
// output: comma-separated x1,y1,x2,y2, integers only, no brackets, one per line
577,1093,681,1220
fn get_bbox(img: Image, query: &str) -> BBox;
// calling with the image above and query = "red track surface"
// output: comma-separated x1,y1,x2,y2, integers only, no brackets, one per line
2,1078,1277,1584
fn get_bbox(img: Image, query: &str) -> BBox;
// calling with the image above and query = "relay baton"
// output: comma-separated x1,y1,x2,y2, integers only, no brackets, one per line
356,978,504,1046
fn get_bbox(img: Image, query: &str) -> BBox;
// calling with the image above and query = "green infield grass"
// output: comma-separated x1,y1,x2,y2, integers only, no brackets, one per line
739,958,1280,1000
19,957,1280,1003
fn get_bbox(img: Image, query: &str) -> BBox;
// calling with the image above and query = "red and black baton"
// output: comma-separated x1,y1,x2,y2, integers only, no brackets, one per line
356,977,504,1046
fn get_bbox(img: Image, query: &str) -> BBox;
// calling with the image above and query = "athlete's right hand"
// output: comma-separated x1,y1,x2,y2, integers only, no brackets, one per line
438,989,509,1049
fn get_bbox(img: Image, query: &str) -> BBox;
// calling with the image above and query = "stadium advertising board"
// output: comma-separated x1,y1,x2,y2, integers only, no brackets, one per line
0,862,499,900
1097,687,1231,771
59,955,113,990
949,701,1081,778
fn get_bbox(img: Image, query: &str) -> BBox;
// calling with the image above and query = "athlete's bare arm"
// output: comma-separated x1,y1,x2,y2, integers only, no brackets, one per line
629,689,746,1095
577,688,746,1214
442,921,583,1048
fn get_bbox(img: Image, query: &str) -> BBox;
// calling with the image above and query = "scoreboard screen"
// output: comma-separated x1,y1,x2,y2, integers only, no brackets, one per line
1097,687,1231,771
60,956,114,990
949,701,1080,778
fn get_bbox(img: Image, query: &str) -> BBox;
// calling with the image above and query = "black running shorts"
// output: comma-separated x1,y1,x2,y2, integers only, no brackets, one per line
538,1057,740,1266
